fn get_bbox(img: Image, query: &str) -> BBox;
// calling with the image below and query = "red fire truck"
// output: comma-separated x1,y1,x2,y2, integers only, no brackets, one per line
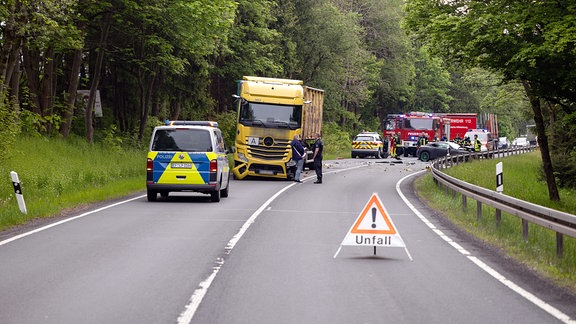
383,112,442,157
437,113,478,141
384,112,497,156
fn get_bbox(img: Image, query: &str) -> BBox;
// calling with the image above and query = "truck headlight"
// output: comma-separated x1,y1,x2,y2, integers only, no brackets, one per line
237,152,248,162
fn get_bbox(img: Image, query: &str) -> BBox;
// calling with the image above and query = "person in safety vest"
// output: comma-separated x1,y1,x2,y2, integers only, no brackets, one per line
391,133,401,158
418,132,428,148
473,134,482,152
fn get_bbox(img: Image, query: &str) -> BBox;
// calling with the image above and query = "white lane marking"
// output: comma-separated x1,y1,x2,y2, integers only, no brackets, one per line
177,163,367,324
0,195,146,247
396,171,575,324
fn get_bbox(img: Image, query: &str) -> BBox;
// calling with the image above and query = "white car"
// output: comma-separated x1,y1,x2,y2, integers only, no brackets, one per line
512,137,529,147
498,137,510,149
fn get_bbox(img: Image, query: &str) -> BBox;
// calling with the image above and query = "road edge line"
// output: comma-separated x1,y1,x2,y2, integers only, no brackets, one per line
396,171,575,324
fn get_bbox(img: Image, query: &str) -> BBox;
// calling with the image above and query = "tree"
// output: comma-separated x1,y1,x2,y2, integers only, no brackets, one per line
404,0,576,201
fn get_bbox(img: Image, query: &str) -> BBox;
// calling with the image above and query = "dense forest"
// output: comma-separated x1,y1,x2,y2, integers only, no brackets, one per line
0,0,574,198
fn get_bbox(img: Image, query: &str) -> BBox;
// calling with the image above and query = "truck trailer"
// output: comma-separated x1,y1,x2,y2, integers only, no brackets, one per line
232,76,324,180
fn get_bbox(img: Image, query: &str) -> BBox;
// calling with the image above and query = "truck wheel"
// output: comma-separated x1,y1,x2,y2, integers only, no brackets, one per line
147,190,157,202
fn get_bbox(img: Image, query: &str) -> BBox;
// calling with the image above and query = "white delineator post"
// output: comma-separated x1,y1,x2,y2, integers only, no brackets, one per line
496,162,503,193
10,171,27,214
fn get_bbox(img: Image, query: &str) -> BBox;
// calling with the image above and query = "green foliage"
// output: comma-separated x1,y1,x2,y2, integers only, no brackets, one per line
0,95,19,161
403,0,576,103
411,46,453,112
0,135,145,230
19,110,62,137
322,121,353,159
214,110,238,148
551,111,576,188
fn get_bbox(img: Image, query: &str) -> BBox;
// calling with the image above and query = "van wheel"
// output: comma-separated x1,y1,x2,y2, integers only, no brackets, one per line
221,183,229,198
147,190,157,202
210,189,221,202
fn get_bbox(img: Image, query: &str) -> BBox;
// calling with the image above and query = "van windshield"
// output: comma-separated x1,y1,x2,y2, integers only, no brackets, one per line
152,129,212,152
467,133,488,141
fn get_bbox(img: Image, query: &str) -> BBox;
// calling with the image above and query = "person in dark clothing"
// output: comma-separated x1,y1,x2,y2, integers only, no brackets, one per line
290,134,306,183
312,132,323,184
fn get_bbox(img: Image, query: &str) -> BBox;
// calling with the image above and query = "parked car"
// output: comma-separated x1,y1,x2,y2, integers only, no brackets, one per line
512,137,529,147
498,137,510,149
417,141,469,162
351,132,387,158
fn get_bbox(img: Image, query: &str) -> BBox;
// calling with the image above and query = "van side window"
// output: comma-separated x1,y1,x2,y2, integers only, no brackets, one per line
215,130,225,153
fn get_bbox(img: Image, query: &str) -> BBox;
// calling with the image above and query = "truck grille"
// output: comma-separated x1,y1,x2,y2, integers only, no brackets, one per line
247,137,290,161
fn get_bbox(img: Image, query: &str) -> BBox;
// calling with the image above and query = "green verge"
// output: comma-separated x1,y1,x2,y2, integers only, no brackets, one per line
414,151,576,293
0,136,145,230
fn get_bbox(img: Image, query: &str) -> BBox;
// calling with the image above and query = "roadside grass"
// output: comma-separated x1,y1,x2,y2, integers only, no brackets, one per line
0,136,145,231
415,151,576,293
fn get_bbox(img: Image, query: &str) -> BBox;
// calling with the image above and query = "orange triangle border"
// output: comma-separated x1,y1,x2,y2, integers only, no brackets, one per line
350,194,397,235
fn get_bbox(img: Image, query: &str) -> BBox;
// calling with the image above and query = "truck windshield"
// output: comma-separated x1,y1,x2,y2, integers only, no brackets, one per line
239,102,302,129
384,119,396,131
405,118,433,130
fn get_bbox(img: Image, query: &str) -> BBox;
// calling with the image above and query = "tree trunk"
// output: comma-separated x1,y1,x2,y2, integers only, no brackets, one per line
41,46,55,133
22,47,42,115
522,80,560,201
60,49,83,138
86,12,112,143
138,71,156,140
0,0,19,94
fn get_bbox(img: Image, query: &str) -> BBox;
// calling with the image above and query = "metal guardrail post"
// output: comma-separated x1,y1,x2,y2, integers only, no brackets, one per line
477,201,482,220
522,219,529,241
557,233,564,258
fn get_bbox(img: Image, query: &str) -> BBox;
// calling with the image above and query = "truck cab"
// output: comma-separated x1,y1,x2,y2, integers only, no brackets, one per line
232,76,324,180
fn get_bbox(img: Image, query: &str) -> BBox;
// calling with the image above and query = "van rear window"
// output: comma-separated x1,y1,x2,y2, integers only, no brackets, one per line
152,129,212,152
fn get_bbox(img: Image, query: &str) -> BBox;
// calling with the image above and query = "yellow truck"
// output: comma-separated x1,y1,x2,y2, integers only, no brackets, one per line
232,76,324,180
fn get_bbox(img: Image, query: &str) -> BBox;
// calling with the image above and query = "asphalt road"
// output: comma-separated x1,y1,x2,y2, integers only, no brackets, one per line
0,157,574,324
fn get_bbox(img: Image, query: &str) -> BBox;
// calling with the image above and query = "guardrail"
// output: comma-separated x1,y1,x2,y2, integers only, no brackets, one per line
430,145,576,257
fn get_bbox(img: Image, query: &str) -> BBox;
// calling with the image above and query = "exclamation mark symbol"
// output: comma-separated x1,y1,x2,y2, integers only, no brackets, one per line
371,207,377,228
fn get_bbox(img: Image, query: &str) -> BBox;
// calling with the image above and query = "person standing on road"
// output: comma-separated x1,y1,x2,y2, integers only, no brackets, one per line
473,134,482,152
291,134,306,183
312,132,323,184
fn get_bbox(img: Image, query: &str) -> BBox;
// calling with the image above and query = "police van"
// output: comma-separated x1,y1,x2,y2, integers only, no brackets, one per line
146,121,230,202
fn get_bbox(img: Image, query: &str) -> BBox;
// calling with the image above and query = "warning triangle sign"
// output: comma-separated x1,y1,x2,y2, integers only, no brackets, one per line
339,193,406,249
350,194,397,235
